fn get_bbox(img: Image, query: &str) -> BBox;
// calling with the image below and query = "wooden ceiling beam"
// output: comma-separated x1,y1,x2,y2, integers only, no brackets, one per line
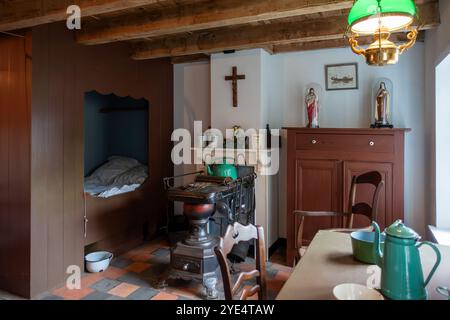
272,32,426,54
171,53,210,64
132,1,439,60
0,0,169,32
77,0,355,45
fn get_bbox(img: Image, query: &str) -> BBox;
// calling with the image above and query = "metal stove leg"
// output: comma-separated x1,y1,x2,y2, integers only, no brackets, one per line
202,276,218,300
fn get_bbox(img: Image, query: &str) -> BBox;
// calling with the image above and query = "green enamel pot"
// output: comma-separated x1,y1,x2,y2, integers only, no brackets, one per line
351,231,385,264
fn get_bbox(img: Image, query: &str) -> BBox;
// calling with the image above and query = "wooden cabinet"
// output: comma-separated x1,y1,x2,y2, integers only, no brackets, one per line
295,159,341,241
283,128,409,266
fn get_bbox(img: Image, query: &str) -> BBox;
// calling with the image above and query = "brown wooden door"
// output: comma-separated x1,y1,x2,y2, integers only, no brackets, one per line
343,161,393,230
295,159,342,242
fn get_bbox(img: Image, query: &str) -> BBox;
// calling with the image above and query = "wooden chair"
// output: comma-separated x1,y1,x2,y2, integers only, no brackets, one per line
294,171,384,262
214,222,267,300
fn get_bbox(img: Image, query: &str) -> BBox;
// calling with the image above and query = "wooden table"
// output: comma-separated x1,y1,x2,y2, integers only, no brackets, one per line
276,230,450,300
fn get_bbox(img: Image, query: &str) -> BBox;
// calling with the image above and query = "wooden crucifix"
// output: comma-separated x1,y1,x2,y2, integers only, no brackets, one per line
225,66,246,108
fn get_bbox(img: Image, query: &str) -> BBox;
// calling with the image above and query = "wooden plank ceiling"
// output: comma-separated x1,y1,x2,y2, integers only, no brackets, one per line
0,0,440,62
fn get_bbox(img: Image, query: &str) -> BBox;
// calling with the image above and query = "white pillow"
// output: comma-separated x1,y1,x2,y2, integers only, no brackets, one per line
113,164,148,186
91,156,140,184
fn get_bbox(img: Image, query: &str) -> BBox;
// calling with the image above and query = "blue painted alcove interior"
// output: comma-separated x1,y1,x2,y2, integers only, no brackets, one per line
84,91,149,176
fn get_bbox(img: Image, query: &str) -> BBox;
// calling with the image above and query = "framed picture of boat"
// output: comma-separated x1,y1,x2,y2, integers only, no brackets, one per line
325,63,358,90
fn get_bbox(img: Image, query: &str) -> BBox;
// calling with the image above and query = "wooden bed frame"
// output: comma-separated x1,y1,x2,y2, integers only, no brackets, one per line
84,180,152,255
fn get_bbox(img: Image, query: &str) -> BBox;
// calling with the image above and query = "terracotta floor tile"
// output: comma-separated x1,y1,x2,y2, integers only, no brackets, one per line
108,282,140,298
126,262,151,273
120,248,144,259
130,252,152,262
151,291,179,300
167,287,201,300
102,266,128,280
81,273,105,289
52,285,94,300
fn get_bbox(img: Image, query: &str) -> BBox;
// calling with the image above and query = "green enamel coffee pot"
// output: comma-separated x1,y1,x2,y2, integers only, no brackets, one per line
206,158,238,180
372,220,441,300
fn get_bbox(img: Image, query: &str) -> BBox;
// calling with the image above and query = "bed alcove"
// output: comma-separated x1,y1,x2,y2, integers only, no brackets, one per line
0,22,173,297
83,91,152,256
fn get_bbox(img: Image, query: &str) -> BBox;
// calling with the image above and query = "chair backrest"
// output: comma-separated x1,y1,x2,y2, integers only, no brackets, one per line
346,171,384,228
214,222,266,300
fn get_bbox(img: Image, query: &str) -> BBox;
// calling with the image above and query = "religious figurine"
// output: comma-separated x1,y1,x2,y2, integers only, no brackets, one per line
371,81,393,128
305,88,319,128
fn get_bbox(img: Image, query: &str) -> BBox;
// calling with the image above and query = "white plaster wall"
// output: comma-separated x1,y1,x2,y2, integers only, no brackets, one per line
272,45,426,236
424,0,450,230
174,42,429,237
211,49,263,132
173,61,211,214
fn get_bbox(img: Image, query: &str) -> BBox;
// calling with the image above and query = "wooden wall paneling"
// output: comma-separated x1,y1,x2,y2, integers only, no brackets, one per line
62,27,84,291
29,23,174,296
0,32,32,297
30,25,49,296
47,23,66,291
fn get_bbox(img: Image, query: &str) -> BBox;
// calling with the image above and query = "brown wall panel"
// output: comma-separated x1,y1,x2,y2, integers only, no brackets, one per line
0,32,32,297
29,23,173,297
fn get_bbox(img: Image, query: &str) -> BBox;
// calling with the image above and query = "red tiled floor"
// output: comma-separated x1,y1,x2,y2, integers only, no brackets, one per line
166,286,202,300
130,252,152,262
126,262,151,273
52,285,94,300
81,272,104,289
119,248,143,259
102,266,128,280
151,291,179,300
108,283,139,298
44,237,291,301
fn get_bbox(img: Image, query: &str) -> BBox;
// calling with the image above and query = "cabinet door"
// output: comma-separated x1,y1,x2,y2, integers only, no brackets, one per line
295,159,342,242
343,161,393,230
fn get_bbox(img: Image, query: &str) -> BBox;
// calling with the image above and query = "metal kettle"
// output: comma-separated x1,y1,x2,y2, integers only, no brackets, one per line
206,158,238,180
372,220,441,300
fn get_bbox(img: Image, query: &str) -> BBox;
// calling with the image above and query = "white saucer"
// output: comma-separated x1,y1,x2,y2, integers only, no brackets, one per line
333,283,384,300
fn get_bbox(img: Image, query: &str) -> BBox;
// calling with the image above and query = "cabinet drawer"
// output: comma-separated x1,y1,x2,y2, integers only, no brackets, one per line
295,133,394,153
172,255,202,274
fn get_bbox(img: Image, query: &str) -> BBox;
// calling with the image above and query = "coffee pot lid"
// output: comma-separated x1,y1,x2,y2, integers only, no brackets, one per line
385,220,419,239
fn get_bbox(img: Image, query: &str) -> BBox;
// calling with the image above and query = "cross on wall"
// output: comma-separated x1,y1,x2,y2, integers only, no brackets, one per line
225,66,246,108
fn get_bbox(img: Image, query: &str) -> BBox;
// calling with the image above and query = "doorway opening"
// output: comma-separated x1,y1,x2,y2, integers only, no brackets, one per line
436,53,450,228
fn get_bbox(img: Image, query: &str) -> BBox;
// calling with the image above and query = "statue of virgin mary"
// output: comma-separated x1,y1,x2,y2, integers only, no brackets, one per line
305,88,319,128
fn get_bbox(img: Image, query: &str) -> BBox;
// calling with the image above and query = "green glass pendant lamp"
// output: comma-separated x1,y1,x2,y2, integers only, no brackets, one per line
347,0,419,66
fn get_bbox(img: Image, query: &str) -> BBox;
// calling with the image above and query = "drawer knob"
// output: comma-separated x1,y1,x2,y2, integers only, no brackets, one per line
311,139,317,145
369,141,375,147
182,263,189,271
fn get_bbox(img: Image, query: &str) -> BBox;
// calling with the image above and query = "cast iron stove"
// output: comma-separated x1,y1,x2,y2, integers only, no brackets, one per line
163,172,256,299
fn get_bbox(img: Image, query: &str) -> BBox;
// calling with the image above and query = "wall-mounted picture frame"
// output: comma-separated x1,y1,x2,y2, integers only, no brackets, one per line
325,63,358,91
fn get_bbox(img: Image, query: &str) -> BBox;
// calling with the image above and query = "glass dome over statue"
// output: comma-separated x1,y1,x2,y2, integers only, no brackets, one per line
304,83,323,128
371,78,394,128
